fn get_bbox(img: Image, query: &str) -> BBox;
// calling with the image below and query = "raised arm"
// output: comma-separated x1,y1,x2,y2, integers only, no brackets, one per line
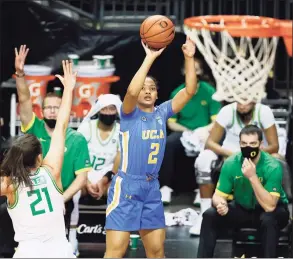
43,61,76,184
122,41,165,114
14,45,33,127
171,37,197,114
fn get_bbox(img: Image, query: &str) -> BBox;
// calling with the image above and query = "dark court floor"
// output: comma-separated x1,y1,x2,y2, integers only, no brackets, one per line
79,192,234,258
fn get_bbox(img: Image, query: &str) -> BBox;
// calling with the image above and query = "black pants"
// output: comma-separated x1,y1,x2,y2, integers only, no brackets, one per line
159,132,196,191
197,201,290,258
64,199,74,239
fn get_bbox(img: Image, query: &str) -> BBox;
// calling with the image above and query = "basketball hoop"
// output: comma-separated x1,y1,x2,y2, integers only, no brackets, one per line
184,15,292,104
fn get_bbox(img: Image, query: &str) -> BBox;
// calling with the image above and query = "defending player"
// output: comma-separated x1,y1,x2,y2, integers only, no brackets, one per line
0,61,76,258
104,36,197,258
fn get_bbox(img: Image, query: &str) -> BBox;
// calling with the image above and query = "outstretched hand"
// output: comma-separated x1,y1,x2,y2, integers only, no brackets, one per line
141,40,166,60
182,36,196,58
55,60,77,90
15,45,29,73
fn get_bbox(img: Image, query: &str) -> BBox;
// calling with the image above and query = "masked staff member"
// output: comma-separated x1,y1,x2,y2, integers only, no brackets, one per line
69,94,122,256
190,100,280,235
197,124,289,258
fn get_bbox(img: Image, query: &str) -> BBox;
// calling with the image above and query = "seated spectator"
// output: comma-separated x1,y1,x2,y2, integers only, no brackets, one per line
159,57,221,204
69,94,122,256
197,125,289,258
190,100,280,235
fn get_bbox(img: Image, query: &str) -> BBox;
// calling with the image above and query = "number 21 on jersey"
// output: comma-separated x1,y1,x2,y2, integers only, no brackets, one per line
148,143,160,164
27,187,53,216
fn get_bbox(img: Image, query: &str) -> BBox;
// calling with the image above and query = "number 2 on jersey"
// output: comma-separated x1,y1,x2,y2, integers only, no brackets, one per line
27,187,53,216
148,143,160,164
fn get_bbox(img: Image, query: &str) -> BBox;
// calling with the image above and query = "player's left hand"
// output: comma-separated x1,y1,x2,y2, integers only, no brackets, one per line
242,158,256,179
55,60,77,90
182,36,196,58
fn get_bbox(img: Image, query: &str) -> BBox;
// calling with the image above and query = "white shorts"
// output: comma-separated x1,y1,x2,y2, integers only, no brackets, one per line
13,237,75,258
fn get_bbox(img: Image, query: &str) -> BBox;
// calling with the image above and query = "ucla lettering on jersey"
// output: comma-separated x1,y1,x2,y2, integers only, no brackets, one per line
119,100,174,177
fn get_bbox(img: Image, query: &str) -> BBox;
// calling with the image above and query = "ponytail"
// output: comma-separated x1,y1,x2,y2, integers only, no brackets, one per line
0,146,33,190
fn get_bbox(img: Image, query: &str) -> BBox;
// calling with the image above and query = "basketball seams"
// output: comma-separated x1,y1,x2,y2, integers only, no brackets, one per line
141,16,165,36
143,25,175,40
140,15,175,49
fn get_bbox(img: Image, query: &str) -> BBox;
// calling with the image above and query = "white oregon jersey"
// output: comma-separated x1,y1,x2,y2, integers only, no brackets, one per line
216,102,275,152
8,167,66,243
79,120,120,183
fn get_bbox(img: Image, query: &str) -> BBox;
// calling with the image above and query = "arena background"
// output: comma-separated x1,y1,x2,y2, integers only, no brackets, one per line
0,0,292,258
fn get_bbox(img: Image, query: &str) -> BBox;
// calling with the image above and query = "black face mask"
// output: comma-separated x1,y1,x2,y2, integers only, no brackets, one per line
43,118,56,129
237,110,253,122
99,114,116,126
241,146,260,159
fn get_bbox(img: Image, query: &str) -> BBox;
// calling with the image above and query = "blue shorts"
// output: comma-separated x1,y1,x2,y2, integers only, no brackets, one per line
105,171,165,231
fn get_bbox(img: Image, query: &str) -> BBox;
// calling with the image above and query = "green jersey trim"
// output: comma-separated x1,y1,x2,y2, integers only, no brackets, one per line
7,188,19,210
30,168,40,176
43,166,63,195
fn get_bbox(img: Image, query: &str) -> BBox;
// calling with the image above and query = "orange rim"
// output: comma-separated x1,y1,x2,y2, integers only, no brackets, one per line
184,15,292,56
184,15,289,37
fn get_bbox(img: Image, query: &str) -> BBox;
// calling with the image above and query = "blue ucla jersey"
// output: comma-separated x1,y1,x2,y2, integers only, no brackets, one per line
119,100,174,178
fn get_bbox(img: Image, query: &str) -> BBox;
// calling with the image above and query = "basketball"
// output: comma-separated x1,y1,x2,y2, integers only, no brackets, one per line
140,15,175,49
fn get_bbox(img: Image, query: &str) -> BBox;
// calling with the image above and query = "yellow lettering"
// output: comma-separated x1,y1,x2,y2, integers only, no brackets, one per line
142,129,165,140
142,130,150,140
150,130,157,139
159,129,164,139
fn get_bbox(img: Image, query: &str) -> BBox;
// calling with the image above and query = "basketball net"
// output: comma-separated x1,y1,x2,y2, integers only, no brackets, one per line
183,16,291,104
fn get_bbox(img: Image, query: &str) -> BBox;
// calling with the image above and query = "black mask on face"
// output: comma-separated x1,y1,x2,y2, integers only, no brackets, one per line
241,146,260,159
43,118,56,129
99,113,116,126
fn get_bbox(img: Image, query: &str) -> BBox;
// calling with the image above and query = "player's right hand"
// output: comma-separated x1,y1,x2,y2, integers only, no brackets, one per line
216,202,228,216
14,45,29,73
141,40,166,60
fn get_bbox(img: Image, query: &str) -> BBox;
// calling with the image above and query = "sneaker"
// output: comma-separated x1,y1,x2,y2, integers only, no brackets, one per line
189,214,203,236
69,237,79,257
193,189,201,207
160,186,173,204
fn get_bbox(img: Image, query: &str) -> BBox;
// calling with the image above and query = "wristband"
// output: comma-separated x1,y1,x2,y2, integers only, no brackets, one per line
15,71,25,78
104,171,114,182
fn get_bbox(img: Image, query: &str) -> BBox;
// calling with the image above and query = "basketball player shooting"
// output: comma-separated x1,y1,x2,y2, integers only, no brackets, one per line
0,60,77,258
104,35,197,258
